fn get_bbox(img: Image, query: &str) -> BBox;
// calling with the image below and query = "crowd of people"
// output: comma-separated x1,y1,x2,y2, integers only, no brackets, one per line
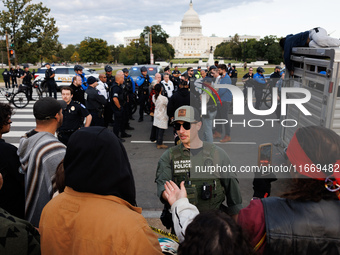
0,58,340,254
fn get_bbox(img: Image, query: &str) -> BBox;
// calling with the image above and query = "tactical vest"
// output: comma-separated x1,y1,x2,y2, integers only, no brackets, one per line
123,77,133,93
262,197,340,255
140,75,150,91
169,143,225,212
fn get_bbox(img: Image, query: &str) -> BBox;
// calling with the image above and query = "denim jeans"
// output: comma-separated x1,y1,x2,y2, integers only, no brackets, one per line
202,109,217,143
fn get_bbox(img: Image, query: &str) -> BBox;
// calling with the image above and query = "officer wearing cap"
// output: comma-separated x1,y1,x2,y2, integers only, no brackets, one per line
155,106,242,223
122,68,136,121
195,66,202,79
136,66,153,122
21,64,33,100
45,63,57,99
2,68,10,89
105,65,115,88
74,65,88,90
57,87,92,145
85,76,107,127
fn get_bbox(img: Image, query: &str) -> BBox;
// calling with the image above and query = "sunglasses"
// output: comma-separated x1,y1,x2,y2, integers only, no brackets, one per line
174,122,196,130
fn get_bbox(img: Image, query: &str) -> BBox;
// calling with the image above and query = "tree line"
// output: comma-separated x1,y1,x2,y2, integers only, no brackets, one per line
214,34,283,64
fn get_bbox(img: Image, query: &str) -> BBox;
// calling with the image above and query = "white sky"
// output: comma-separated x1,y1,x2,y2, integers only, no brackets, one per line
1,0,339,46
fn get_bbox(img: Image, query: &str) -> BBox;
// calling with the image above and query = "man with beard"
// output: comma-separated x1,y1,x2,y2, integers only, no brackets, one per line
69,76,86,105
17,97,66,227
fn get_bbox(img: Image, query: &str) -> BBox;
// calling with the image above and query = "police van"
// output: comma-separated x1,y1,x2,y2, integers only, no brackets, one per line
279,47,340,147
33,66,99,88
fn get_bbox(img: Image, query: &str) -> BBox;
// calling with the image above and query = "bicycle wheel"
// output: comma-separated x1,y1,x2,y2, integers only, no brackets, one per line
32,88,42,100
12,91,29,108
264,92,272,108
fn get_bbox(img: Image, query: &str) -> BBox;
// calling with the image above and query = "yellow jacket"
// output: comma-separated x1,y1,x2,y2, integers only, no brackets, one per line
39,187,162,255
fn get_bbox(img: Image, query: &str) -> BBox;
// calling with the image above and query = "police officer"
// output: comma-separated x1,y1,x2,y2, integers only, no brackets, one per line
74,65,87,90
122,68,136,122
156,106,242,221
85,76,107,127
21,64,33,100
187,67,196,88
45,63,57,99
69,76,85,105
195,66,202,79
136,66,153,122
57,87,92,145
110,71,131,142
2,69,10,89
105,65,115,88
229,65,238,85
172,66,181,91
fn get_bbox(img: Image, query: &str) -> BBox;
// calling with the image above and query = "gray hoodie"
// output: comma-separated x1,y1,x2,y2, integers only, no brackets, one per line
17,130,66,227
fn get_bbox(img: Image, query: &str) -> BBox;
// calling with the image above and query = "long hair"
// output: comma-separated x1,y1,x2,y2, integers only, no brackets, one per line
282,126,340,201
178,210,253,255
154,83,162,101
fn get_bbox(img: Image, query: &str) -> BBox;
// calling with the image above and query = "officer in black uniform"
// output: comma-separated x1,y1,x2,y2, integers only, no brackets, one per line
85,76,107,127
110,71,131,142
69,76,85,105
45,63,57,99
105,65,115,88
187,67,196,88
57,87,92,145
229,65,238,85
136,66,153,122
122,68,135,125
21,64,33,100
2,69,10,89
172,66,181,91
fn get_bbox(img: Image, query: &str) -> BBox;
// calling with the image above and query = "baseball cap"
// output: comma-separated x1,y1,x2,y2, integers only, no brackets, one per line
210,65,217,70
164,66,170,72
174,106,201,123
122,68,129,73
33,97,66,120
141,66,147,72
275,66,281,69
87,76,97,85
45,63,50,66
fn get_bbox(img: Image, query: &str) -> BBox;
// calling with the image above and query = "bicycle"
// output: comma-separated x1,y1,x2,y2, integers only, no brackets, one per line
260,85,272,109
0,87,29,108
32,79,49,99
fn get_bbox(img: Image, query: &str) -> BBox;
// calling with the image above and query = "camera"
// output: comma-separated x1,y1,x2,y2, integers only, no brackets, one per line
201,183,212,200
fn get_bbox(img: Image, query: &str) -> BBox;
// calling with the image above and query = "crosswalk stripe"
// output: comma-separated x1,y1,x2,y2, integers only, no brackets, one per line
10,122,36,127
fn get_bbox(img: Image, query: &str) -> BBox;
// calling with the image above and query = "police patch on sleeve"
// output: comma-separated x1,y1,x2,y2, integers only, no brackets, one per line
80,104,86,109
113,93,118,97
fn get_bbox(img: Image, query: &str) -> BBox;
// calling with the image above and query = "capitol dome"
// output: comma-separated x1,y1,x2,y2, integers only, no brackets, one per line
180,1,202,36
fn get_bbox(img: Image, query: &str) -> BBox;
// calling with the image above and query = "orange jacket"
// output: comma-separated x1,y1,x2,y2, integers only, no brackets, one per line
39,187,163,255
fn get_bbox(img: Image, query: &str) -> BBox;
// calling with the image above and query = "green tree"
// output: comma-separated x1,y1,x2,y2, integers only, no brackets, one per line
119,40,149,65
78,37,109,64
71,51,80,62
140,25,169,44
109,44,124,64
62,44,77,62
0,0,59,64
140,25,174,59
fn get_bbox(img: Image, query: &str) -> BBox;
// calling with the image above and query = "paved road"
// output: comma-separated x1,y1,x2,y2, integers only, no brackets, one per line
1,90,289,218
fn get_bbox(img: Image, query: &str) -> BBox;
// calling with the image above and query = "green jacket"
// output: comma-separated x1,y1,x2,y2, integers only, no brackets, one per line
155,142,242,215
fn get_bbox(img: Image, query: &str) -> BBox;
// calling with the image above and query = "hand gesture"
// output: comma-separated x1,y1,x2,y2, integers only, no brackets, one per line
164,181,187,206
